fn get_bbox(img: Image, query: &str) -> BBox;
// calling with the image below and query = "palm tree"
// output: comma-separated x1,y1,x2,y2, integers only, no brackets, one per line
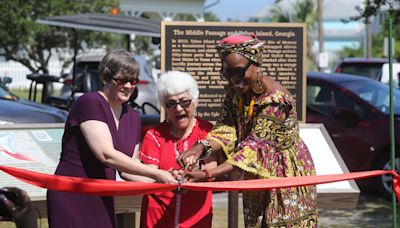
270,6,290,22
269,0,317,70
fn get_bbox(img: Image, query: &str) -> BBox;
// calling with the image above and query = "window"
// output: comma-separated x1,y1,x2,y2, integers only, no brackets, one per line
307,84,335,116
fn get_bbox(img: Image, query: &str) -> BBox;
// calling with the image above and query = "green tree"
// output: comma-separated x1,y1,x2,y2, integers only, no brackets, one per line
269,0,317,70
341,7,400,59
0,0,117,74
270,6,290,22
133,11,220,57
204,12,220,22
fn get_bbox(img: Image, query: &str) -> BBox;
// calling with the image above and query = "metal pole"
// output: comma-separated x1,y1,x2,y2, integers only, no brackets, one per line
228,170,240,228
71,29,78,99
173,177,185,228
387,17,397,228
126,34,131,52
317,0,324,72
366,18,372,58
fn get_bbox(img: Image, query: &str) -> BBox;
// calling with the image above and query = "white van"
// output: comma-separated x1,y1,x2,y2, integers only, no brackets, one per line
380,63,400,88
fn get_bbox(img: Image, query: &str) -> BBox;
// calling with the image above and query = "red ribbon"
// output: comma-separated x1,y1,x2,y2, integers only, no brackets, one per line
1,165,400,201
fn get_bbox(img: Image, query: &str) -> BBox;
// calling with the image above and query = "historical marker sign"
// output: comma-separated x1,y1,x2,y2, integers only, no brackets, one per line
161,21,306,122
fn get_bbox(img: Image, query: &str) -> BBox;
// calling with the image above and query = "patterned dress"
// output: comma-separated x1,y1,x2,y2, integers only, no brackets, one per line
208,88,317,227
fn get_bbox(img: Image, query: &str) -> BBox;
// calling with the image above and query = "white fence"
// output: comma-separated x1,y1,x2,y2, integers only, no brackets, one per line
0,61,65,89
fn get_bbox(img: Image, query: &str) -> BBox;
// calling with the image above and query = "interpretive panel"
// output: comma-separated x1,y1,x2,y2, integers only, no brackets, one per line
161,21,306,122
0,124,142,222
299,123,359,208
0,124,63,201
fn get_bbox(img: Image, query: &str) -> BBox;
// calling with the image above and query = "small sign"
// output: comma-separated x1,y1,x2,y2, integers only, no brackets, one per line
384,37,395,57
318,52,329,68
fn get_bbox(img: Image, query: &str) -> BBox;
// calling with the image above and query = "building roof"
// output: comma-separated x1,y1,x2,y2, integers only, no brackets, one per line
37,13,161,37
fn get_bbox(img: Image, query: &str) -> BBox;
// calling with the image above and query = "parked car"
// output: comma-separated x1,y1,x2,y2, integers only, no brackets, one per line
333,57,392,81
0,76,12,89
306,71,400,199
58,53,160,114
0,84,68,124
333,57,400,88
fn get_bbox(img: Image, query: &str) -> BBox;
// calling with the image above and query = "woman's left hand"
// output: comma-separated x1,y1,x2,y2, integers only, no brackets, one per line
168,168,184,180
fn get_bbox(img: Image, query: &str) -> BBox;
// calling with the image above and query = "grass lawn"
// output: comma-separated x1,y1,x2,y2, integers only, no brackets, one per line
9,88,42,102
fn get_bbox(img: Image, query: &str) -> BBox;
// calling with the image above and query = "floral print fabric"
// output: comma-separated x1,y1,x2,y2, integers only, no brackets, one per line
208,88,317,227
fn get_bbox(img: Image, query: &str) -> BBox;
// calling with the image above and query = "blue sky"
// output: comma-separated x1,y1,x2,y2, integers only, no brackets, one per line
204,0,275,21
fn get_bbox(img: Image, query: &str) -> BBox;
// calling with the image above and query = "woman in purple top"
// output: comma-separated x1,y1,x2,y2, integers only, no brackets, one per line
46,50,177,228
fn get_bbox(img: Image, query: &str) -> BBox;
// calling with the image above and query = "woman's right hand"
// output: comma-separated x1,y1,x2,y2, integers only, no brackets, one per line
176,144,204,170
184,170,207,182
155,169,178,184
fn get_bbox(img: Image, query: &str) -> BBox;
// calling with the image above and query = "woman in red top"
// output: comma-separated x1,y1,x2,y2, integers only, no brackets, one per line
139,71,215,228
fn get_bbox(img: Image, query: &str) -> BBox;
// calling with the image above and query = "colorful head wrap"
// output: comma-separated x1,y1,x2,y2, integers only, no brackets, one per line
216,33,264,65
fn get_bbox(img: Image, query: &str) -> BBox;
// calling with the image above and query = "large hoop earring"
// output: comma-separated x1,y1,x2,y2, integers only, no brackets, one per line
251,74,265,95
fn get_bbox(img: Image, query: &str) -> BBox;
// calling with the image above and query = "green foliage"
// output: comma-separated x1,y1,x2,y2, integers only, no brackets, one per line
269,0,317,70
270,6,290,22
339,45,363,58
345,0,392,23
174,11,220,22
204,12,220,22
340,10,400,59
132,35,153,56
0,0,118,74
131,11,220,57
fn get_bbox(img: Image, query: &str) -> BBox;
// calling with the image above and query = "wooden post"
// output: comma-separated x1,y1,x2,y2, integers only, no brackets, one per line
228,170,241,228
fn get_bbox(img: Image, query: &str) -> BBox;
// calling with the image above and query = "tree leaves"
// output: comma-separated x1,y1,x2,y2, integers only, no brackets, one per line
0,0,116,74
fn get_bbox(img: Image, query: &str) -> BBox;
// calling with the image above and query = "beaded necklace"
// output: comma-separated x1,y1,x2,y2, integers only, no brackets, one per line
237,96,256,141
239,96,256,121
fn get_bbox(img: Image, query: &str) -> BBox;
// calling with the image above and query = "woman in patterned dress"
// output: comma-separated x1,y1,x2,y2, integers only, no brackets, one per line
178,34,318,227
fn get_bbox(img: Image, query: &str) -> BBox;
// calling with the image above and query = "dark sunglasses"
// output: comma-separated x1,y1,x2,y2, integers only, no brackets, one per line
165,99,192,110
112,77,139,86
220,61,254,80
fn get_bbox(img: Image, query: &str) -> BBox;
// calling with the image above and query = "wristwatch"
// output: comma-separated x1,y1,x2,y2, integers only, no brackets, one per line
196,139,212,158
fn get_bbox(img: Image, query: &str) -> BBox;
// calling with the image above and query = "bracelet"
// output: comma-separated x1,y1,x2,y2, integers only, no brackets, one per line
203,169,215,182
196,139,212,159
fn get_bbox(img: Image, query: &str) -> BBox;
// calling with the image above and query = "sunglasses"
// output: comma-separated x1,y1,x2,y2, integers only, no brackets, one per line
112,77,139,86
220,61,253,80
165,99,192,110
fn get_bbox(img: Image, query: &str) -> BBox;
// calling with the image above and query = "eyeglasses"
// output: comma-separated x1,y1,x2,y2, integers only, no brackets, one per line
165,99,192,110
220,61,253,80
112,77,139,86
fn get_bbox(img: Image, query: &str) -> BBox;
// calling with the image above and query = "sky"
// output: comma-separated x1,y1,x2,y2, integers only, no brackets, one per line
204,0,275,21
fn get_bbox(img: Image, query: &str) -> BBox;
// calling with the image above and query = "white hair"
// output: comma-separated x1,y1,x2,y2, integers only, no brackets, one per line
156,71,199,105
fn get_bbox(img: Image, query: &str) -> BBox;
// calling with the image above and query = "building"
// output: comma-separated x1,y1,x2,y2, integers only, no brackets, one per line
121,0,206,21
